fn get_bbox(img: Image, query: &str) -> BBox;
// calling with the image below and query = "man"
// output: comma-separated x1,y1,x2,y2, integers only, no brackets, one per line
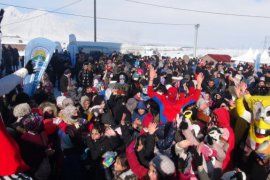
203,79,218,96
60,69,72,96
78,62,93,88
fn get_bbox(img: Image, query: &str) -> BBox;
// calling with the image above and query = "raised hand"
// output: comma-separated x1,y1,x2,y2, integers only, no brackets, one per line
148,122,158,135
149,65,157,80
196,72,204,89
176,139,192,149
105,127,116,137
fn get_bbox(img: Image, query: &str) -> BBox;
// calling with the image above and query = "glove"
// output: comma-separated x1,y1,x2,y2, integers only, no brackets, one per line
190,146,203,167
206,135,214,145
180,120,188,130
25,60,34,74
230,171,243,180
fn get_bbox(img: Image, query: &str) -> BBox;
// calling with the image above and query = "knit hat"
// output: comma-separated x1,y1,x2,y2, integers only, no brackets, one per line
56,96,66,108
151,153,175,176
62,105,78,120
101,112,116,127
89,105,101,117
13,103,31,118
62,98,74,108
132,72,140,81
39,102,58,117
260,76,266,82
20,113,43,133
126,98,138,113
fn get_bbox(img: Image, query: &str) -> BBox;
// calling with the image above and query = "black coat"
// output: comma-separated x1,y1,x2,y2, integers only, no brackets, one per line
60,75,69,93
86,135,121,180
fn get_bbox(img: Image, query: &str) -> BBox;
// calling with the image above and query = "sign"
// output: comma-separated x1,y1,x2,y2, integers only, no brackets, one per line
23,38,57,96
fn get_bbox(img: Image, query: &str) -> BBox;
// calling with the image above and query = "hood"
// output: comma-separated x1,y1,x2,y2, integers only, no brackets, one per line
136,101,147,110
167,87,178,103
213,108,230,128
80,95,90,108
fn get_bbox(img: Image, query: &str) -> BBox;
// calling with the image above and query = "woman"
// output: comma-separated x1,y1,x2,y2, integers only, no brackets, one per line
78,96,90,119
86,123,121,180
113,154,136,180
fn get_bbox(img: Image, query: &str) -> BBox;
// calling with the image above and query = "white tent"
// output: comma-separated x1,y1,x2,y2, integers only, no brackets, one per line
260,50,270,64
232,48,255,63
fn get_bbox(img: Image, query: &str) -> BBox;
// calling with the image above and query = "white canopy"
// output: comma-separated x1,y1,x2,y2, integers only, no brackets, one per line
232,48,256,63
260,50,270,64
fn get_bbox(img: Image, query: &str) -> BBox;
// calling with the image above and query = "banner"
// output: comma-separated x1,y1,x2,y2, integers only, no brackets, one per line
255,53,261,73
23,37,57,96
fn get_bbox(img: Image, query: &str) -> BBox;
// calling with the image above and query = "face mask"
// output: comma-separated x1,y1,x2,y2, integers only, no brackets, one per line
167,87,177,103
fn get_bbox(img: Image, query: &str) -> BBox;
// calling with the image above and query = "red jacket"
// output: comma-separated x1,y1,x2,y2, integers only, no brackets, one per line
214,108,235,172
148,86,201,123
0,119,29,176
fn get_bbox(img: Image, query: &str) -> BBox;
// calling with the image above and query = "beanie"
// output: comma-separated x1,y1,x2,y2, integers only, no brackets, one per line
126,98,138,113
151,153,175,176
62,105,77,120
13,103,31,118
101,112,116,127
62,98,74,108
56,96,66,108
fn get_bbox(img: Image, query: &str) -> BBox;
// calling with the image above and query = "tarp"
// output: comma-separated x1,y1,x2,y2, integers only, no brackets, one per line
260,50,270,64
23,37,57,96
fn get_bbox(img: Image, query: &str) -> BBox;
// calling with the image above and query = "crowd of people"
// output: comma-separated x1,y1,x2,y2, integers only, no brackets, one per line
1,49,270,180
1,45,21,76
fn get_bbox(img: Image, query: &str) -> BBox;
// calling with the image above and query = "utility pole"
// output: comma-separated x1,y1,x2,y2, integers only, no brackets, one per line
94,0,97,42
193,24,200,59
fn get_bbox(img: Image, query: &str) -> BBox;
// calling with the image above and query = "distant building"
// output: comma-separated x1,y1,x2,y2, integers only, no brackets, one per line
200,54,231,64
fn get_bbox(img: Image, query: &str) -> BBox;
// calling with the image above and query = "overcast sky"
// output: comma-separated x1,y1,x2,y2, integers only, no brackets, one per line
1,0,270,49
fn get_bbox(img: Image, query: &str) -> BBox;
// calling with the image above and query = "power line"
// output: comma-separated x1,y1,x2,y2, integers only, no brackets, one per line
2,0,82,27
0,2,196,26
125,0,270,19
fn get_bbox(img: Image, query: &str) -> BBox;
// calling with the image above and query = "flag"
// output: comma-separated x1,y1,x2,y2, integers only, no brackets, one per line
255,53,261,73
23,38,57,96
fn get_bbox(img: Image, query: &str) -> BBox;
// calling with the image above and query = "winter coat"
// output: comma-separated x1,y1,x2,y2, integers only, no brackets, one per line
78,69,93,87
213,108,235,171
60,75,70,93
120,124,140,147
126,141,148,179
85,135,121,180
156,123,176,157
0,119,29,176
148,85,201,123
131,101,147,123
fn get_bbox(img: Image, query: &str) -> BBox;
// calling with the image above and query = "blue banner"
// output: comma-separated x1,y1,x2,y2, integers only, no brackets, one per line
255,53,261,73
23,38,57,96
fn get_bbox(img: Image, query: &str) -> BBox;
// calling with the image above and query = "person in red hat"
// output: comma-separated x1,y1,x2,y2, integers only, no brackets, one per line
147,65,204,124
